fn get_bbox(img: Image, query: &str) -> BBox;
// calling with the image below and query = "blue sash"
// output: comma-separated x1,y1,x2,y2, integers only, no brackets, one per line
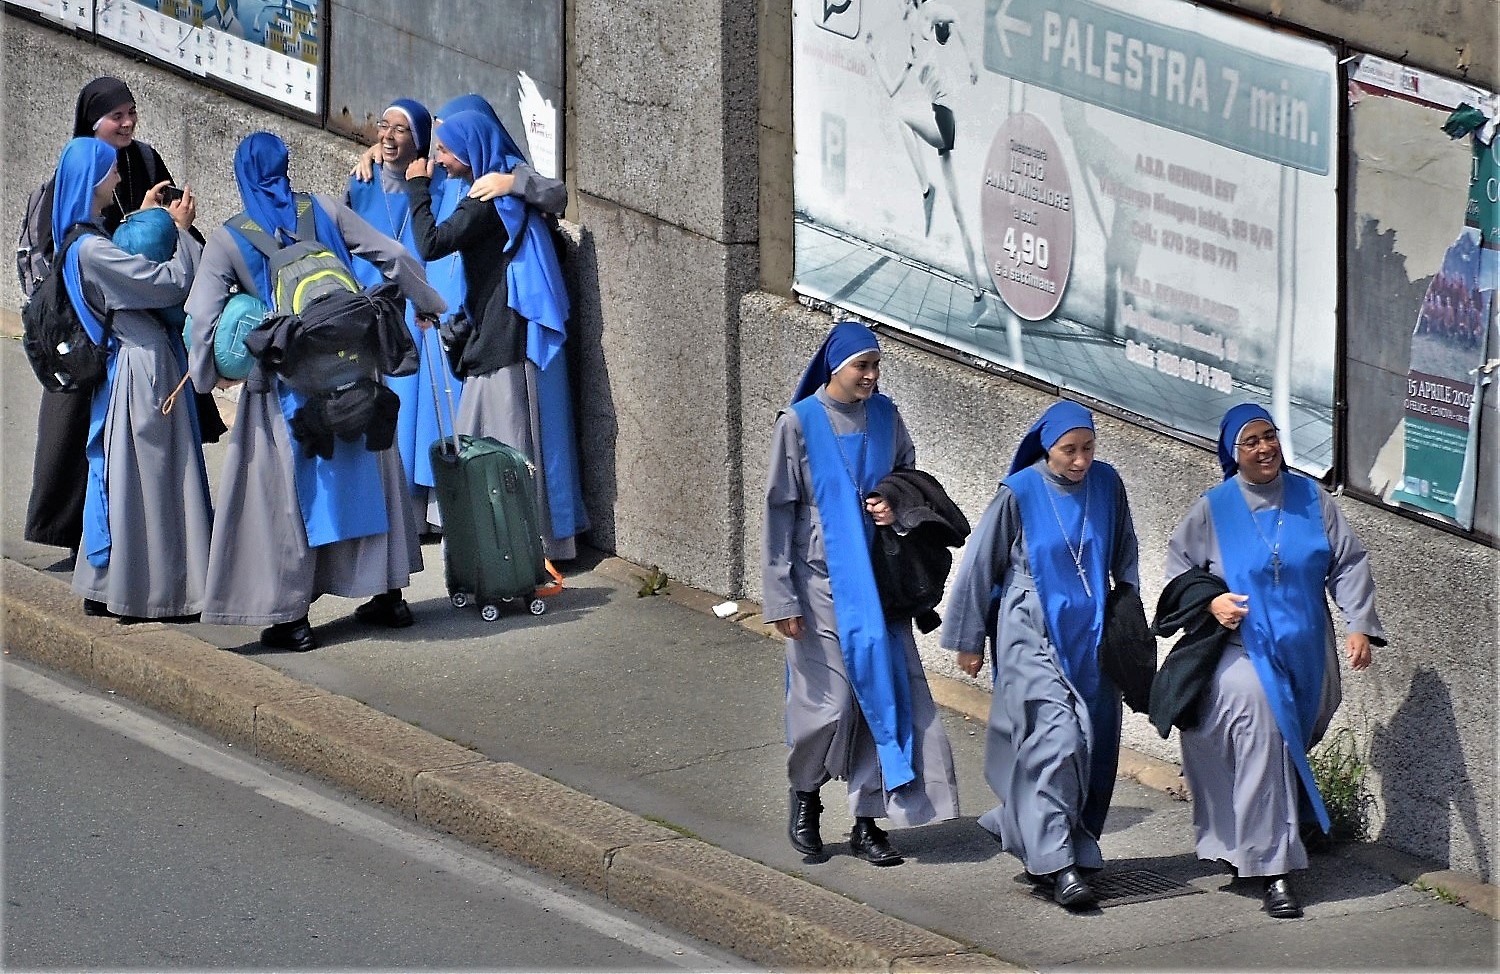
1005,461,1118,699
347,168,465,492
1207,473,1333,832
1006,460,1122,830
791,393,914,791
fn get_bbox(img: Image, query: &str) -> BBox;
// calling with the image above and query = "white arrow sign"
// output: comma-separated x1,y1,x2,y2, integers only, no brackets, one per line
993,0,1033,59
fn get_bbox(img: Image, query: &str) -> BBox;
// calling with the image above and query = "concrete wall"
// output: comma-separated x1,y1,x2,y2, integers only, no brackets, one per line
566,0,760,596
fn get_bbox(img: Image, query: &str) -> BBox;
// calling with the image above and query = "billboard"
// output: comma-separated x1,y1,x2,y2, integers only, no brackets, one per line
793,0,1340,474
9,1,326,115
1345,56,1496,535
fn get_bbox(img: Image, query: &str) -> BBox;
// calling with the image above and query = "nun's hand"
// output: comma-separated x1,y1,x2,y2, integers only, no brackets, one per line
773,616,804,639
468,171,516,201
350,143,379,182
1211,592,1249,630
865,495,895,526
1346,633,1373,671
142,180,173,210
405,157,434,181
166,186,196,230
957,651,984,678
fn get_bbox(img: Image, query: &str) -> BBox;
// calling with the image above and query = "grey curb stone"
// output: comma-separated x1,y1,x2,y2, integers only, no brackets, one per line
0,559,1020,970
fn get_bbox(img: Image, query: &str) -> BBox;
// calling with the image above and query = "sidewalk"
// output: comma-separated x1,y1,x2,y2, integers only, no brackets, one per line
4,545,1496,971
1,334,1494,971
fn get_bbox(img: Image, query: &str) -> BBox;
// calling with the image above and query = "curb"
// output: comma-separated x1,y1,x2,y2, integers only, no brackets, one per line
0,559,1021,971
591,558,1498,920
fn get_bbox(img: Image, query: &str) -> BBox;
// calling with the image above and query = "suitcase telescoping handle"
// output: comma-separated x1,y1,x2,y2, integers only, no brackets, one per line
422,324,462,458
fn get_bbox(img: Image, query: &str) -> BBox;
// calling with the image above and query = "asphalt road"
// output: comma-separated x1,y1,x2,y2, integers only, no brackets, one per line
2,659,753,972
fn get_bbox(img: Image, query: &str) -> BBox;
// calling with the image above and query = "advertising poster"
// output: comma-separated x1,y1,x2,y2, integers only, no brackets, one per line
1388,101,1497,529
8,0,94,30
793,0,1339,474
95,0,321,113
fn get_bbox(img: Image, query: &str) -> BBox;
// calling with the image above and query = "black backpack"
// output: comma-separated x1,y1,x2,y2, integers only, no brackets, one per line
21,223,111,394
15,179,55,299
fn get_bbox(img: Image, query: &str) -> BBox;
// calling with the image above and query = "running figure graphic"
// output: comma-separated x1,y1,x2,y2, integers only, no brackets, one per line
866,0,984,300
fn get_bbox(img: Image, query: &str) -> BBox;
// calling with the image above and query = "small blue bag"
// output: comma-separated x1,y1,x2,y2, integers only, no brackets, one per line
112,208,187,334
183,292,267,381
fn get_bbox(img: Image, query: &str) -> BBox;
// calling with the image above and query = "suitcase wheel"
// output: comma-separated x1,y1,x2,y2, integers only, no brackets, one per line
480,604,500,622
529,598,547,616
450,592,470,609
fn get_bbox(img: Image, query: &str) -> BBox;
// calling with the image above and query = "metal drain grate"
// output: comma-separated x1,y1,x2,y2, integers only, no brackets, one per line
1089,869,1203,908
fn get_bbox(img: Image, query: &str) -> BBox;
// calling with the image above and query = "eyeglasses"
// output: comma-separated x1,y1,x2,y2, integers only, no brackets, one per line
375,121,411,137
1234,429,1280,450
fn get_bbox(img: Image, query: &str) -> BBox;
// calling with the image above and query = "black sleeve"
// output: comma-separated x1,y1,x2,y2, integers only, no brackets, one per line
405,177,504,261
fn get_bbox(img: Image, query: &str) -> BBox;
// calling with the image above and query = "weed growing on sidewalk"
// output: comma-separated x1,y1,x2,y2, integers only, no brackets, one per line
637,566,670,597
1310,725,1372,843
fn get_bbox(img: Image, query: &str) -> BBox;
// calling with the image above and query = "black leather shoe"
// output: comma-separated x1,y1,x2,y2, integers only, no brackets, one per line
260,617,316,652
354,590,414,628
788,789,824,857
1052,866,1097,909
82,599,115,618
848,817,903,866
1263,875,1302,918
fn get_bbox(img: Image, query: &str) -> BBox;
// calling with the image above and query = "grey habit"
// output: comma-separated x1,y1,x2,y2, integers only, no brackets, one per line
185,195,445,627
70,229,213,618
762,387,960,826
1164,473,1384,877
940,462,1139,875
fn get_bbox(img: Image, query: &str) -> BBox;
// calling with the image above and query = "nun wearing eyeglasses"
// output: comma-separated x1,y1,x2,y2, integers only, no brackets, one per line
1161,403,1383,919
762,322,959,868
940,400,1139,910
345,98,467,535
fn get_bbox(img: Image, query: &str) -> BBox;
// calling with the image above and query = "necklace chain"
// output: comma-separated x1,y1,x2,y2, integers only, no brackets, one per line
1249,505,1285,586
1043,477,1092,598
381,175,412,242
112,148,132,216
831,423,868,503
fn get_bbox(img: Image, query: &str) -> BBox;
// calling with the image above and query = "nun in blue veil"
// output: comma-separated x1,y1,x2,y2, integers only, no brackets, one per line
940,400,1140,910
763,322,959,868
1161,402,1383,919
345,98,466,534
185,131,447,652
402,106,586,560
50,136,213,622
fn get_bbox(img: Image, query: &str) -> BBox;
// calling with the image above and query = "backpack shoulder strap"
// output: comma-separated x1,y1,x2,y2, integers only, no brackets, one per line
224,211,282,258
292,193,319,243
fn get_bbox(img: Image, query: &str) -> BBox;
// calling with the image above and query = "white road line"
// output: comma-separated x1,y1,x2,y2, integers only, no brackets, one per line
4,660,746,971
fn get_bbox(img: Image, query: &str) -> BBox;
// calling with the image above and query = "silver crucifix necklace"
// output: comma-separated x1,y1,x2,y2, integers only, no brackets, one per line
1043,478,1091,598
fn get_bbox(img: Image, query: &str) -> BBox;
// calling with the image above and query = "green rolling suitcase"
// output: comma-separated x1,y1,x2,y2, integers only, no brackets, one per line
423,329,550,620
429,434,550,620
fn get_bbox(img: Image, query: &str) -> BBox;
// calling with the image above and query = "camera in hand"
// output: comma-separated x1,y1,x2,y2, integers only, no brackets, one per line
159,184,185,205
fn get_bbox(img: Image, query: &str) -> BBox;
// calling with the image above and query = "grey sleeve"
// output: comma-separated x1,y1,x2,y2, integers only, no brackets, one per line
316,193,446,316
891,406,917,469
1318,490,1385,641
1164,495,1217,582
940,486,1019,654
509,164,568,215
761,411,806,623
78,230,200,311
184,229,244,388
